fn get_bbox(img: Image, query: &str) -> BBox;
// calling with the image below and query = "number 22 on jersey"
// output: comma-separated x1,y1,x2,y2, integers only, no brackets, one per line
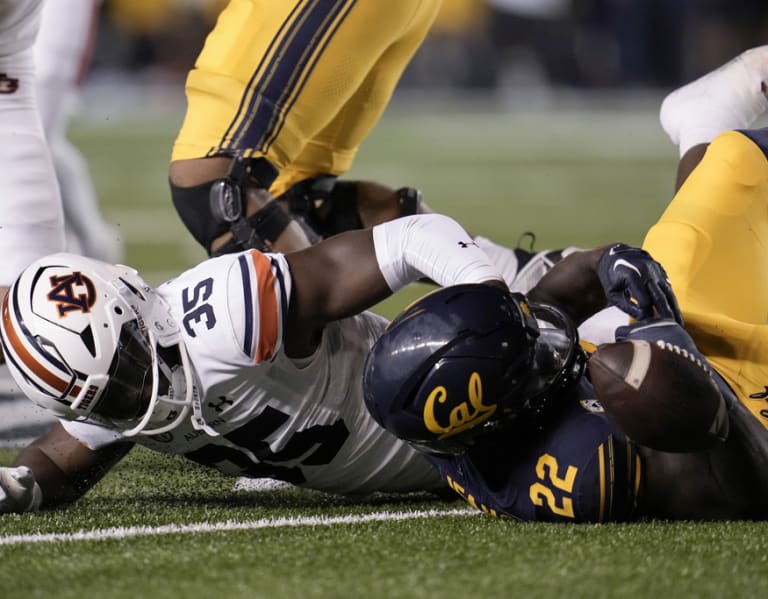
529,453,578,519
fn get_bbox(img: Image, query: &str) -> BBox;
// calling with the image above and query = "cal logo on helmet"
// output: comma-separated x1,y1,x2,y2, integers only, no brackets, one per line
423,372,497,439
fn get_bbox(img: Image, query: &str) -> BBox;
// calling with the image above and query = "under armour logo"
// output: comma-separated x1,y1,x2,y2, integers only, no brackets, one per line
208,396,234,413
457,240,478,249
47,272,96,317
749,386,768,400
0,73,19,94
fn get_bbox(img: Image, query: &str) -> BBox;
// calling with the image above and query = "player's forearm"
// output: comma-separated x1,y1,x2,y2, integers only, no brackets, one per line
12,424,132,508
528,246,608,324
285,214,505,349
13,443,84,506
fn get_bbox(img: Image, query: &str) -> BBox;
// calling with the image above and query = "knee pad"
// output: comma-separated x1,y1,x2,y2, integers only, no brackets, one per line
170,179,228,253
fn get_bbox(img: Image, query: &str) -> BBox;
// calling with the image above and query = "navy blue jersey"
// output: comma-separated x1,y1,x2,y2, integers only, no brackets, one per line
425,380,640,522
425,319,735,523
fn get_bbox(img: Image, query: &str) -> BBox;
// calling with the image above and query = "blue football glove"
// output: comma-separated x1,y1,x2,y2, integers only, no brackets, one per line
596,243,683,325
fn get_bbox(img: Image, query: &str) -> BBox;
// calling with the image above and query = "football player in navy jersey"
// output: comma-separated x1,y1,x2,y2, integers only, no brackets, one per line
363,46,768,522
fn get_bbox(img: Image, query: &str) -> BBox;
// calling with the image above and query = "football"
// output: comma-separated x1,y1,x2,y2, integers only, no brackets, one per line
587,340,729,452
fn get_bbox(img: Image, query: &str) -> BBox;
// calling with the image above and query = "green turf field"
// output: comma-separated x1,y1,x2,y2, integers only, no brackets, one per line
2,95,766,599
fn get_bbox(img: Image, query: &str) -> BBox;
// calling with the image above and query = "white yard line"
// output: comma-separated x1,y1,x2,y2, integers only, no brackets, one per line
0,508,477,546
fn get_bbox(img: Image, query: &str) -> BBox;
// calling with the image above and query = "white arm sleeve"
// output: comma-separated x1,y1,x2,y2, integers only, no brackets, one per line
372,214,503,292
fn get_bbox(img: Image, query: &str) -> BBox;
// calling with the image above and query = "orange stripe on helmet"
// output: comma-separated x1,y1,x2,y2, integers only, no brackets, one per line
249,251,279,362
2,293,81,399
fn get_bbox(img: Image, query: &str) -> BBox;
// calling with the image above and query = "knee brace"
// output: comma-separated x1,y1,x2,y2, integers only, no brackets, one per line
170,156,290,255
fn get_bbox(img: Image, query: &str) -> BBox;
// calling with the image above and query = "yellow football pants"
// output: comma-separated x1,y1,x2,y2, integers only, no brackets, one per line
171,0,441,196
643,130,768,429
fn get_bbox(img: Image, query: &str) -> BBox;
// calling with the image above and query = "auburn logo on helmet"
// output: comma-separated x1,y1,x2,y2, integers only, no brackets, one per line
422,372,497,439
47,272,97,317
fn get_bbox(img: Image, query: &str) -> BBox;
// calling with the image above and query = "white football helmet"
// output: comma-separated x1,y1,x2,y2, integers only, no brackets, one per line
0,252,193,436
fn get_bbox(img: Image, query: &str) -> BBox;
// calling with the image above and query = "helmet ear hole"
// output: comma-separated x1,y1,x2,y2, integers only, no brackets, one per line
80,325,96,357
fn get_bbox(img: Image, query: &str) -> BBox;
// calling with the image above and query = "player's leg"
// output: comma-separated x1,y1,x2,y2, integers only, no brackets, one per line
270,0,440,233
169,0,440,254
646,45,768,320
660,45,768,157
659,44,768,188
270,0,439,193
0,0,65,294
172,0,439,183
644,46,768,433
644,131,768,322
0,0,64,377
34,0,122,263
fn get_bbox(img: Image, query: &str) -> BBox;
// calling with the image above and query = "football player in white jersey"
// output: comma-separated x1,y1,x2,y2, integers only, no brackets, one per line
34,0,122,263
0,0,65,301
0,211,513,512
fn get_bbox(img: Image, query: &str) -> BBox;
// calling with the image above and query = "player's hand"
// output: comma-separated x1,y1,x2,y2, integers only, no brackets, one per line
0,466,42,513
596,243,683,325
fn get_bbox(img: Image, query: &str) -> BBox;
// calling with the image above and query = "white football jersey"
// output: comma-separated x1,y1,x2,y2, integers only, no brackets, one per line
64,250,443,495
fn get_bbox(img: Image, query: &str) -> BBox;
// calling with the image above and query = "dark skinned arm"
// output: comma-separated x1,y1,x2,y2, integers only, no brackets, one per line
282,229,394,357
527,246,611,325
529,142,710,324
283,219,505,357
12,422,133,508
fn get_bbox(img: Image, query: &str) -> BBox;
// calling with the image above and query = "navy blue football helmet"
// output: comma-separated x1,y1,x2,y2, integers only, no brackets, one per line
363,284,585,455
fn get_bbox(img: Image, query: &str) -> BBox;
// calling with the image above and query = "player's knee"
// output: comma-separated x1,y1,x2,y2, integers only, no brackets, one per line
170,179,228,254
170,156,285,255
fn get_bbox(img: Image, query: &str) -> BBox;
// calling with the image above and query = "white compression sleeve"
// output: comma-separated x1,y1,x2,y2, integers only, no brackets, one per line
372,214,503,292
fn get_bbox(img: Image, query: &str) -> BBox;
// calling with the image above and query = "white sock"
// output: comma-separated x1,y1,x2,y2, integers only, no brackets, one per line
660,46,768,157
